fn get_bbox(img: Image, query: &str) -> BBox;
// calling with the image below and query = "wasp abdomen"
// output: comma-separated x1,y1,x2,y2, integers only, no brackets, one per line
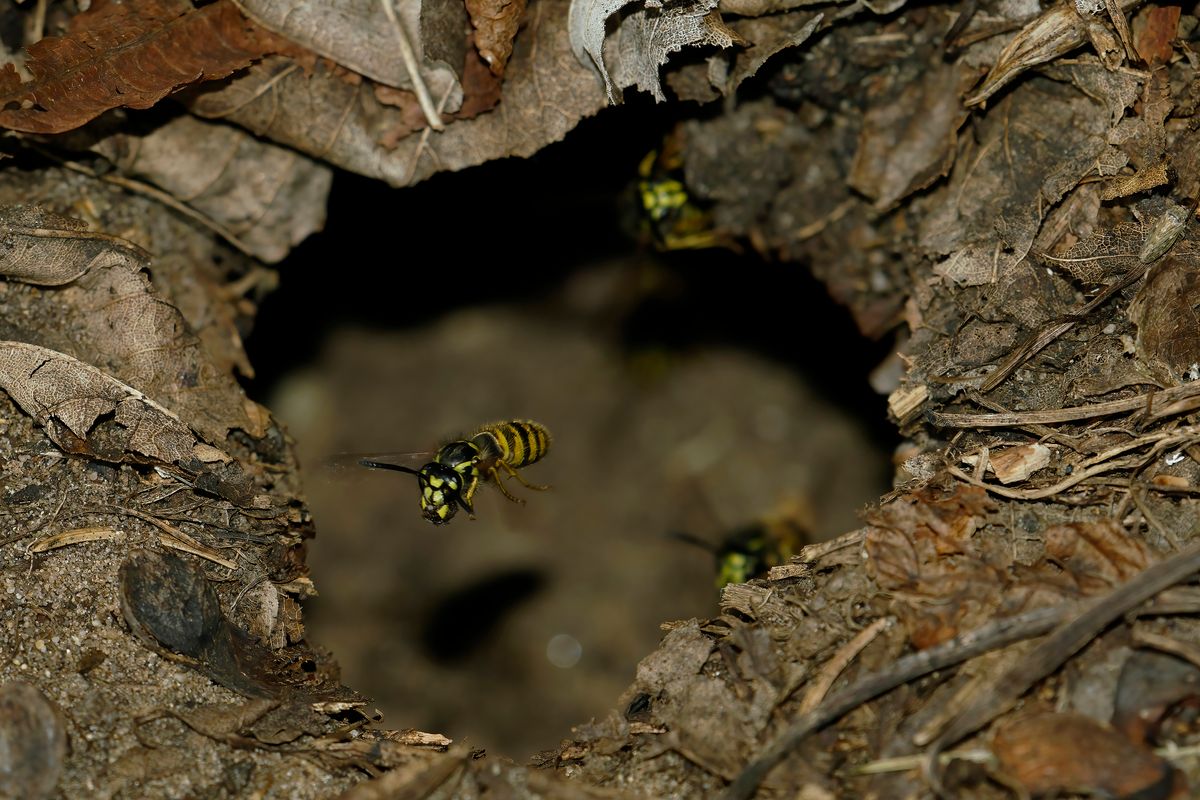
475,420,551,469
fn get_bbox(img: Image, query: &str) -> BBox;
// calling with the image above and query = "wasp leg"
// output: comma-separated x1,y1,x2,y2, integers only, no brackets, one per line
486,467,527,505
498,460,550,492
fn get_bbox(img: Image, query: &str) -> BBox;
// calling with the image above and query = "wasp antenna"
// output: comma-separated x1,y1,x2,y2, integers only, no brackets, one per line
358,459,422,476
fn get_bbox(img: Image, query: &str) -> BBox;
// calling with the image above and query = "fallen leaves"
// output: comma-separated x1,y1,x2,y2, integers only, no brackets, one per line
467,0,527,76
232,0,465,103
0,342,212,466
570,0,743,102
848,62,972,212
864,486,1008,648
1130,257,1200,385
966,0,1144,107
0,0,290,134
90,115,333,264
188,0,607,186
992,712,1175,798
0,206,268,442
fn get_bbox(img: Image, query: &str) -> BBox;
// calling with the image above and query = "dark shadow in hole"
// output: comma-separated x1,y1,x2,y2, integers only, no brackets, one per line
418,567,546,664
245,94,898,466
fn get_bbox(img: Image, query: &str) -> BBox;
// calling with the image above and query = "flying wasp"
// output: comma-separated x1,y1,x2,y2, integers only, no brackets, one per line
669,494,811,591
357,420,552,526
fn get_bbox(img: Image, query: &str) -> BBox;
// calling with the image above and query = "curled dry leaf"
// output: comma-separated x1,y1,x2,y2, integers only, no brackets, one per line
91,115,333,264
570,0,742,102
0,0,290,134
120,549,363,704
1129,257,1200,385
1114,650,1200,744
721,12,823,94
992,712,1176,798
1133,5,1180,66
0,682,67,800
466,0,527,76
232,0,466,108
848,62,972,212
611,0,745,102
119,548,279,698
864,486,1008,648
1044,520,1152,592
186,0,607,187
0,341,211,465
0,205,148,285
0,207,267,442
921,69,1135,286
966,0,1143,107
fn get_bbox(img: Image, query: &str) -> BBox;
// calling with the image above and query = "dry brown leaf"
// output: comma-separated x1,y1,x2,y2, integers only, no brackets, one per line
91,115,332,264
232,0,465,106
1114,650,1200,744
921,69,1135,286
966,0,1143,107
467,0,527,76
376,39,504,148
0,207,267,441
717,0,828,14
571,0,743,102
1044,520,1153,593
610,0,744,102
0,341,214,466
0,0,289,135
185,0,606,187
0,206,148,285
1133,5,1180,66
1101,159,1171,201
992,712,1175,798
864,486,1007,648
848,62,972,211
721,11,823,93
990,445,1051,484
1129,257,1200,385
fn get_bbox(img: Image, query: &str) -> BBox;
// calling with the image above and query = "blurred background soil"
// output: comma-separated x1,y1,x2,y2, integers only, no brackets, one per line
247,106,897,759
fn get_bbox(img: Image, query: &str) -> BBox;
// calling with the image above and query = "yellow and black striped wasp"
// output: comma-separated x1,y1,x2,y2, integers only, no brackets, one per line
356,420,552,525
635,131,733,252
670,495,810,590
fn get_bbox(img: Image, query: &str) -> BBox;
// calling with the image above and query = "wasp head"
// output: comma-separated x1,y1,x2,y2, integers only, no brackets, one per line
417,462,474,525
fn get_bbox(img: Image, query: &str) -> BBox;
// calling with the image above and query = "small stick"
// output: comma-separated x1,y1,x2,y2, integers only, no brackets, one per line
978,262,1149,393
800,618,892,713
926,537,1200,790
719,604,1070,800
931,381,1200,428
379,0,445,132
27,526,122,553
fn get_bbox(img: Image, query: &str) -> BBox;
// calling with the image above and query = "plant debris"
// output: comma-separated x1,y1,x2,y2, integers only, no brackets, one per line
0,0,291,134
0,682,67,800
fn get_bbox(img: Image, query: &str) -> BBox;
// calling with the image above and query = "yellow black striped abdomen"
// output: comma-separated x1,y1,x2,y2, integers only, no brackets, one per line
475,420,550,468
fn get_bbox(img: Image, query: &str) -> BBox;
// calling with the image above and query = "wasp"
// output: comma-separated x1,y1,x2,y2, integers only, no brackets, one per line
358,420,552,525
670,499,810,590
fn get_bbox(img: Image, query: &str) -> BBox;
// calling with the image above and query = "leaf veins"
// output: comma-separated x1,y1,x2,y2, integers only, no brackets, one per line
0,0,292,135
